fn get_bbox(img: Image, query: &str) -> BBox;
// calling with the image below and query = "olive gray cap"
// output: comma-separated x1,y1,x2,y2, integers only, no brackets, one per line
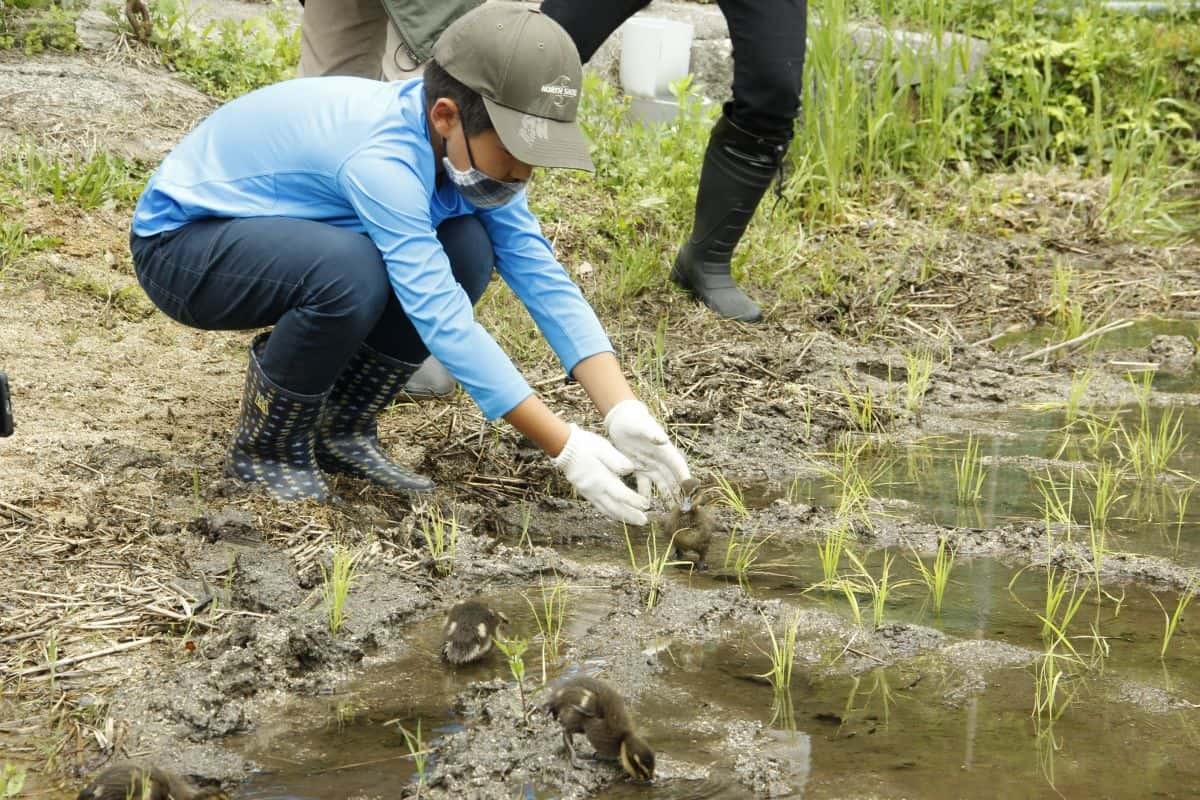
433,3,594,172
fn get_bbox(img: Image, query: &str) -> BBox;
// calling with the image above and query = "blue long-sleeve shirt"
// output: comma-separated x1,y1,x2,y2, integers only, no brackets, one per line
132,76,612,420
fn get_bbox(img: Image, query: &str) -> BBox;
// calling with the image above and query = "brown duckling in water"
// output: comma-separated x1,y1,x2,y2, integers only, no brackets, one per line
663,477,715,570
545,675,655,782
77,764,229,800
441,600,509,665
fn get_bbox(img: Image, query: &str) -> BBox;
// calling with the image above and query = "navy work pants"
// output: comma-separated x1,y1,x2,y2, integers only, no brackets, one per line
130,215,494,394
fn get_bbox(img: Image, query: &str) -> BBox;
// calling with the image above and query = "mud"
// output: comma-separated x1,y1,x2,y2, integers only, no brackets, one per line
3,7,1200,797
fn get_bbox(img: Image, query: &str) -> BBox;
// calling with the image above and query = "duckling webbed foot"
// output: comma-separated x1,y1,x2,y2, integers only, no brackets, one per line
563,732,585,769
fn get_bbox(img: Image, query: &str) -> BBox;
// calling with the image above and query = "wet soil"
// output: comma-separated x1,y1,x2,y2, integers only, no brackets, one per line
2,8,1199,799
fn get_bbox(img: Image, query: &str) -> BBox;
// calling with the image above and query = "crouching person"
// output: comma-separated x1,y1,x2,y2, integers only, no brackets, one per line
127,5,689,524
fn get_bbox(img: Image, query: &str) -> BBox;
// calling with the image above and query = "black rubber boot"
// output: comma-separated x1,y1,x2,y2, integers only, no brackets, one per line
671,114,791,323
228,332,332,502
316,344,435,492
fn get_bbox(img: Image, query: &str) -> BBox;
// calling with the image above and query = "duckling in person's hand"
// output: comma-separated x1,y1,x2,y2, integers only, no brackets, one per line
77,764,229,800
441,600,509,665
663,477,715,570
545,675,655,782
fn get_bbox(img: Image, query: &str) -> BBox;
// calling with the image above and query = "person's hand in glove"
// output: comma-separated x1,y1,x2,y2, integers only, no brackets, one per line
551,423,650,525
604,398,690,499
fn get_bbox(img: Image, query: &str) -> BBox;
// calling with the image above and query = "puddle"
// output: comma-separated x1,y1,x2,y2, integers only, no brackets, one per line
229,553,1199,799
233,591,617,799
989,317,1200,393
790,402,1200,562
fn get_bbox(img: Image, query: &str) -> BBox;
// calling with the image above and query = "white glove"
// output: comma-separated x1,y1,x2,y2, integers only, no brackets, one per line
604,399,691,499
551,424,650,525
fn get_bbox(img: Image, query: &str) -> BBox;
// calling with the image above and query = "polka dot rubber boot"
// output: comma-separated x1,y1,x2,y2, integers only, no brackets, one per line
227,332,332,502
316,344,435,492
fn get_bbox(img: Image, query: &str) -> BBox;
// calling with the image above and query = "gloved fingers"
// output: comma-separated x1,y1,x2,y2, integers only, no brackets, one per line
585,476,649,525
635,472,653,498
594,440,637,476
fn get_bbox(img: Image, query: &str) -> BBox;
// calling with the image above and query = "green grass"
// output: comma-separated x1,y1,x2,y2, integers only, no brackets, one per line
0,2,79,54
0,763,26,798
1037,470,1077,539
1084,461,1125,533
127,0,300,100
1,144,145,209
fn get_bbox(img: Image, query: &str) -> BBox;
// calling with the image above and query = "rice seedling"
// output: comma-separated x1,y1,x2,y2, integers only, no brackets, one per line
392,719,429,794
953,434,987,506
624,524,686,609
821,434,888,522
903,346,936,416
1084,462,1125,533
814,520,850,590
1048,260,1086,341
421,504,459,576
1036,568,1088,654
518,501,534,552
712,472,749,518
1033,645,1083,725
799,389,815,440
524,575,569,682
837,577,865,628
320,545,357,634
1172,485,1194,555
1036,470,1078,540
1063,368,1096,429
1119,405,1185,481
844,549,908,630
756,610,802,692
1153,580,1197,660
909,535,957,616
837,374,886,433
0,764,26,798
1082,408,1123,458
493,635,530,719
723,528,774,593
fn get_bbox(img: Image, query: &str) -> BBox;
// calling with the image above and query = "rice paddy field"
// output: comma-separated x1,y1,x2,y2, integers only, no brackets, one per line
1,0,1199,797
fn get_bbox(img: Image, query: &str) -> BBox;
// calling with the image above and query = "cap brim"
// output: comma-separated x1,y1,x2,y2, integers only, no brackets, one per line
483,97,594,173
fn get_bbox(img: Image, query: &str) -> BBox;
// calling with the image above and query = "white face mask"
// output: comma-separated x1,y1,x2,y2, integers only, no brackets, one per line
443,129,526,209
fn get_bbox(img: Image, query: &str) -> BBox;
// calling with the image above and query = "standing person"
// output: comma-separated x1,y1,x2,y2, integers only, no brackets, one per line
129,5,690,522
541,0,807,324
297,0,479,83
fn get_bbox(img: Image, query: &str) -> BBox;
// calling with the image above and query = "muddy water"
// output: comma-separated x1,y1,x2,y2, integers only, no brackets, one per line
227,397,1199,798
790,401,1200,562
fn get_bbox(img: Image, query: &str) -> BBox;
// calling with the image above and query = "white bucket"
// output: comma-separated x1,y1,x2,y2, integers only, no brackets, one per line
619,17,694,99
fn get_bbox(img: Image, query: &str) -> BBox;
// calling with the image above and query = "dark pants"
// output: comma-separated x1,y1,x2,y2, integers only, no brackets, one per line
130,215,494,395
541,0,807,137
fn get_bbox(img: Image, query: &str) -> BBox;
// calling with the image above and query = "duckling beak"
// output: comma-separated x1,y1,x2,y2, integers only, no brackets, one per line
679,496,693,513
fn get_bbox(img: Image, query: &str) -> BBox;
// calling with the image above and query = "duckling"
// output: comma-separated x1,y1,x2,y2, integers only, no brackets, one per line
77,764,229,800
545,676,655,783
441,600,509,665
664,477,715,570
